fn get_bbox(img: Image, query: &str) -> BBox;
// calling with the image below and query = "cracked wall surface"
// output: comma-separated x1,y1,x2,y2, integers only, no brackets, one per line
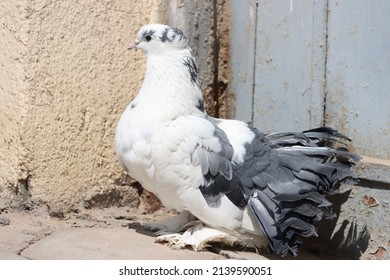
1,0,231,211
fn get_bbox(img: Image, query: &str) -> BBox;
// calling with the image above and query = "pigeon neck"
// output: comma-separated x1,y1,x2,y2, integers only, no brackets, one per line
141,50,205,116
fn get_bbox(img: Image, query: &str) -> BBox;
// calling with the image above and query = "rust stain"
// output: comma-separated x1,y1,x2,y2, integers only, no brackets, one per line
202,0,232,119
362,195,379,207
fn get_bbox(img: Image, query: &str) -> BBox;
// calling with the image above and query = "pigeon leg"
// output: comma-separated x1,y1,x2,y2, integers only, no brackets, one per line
145,210,197,235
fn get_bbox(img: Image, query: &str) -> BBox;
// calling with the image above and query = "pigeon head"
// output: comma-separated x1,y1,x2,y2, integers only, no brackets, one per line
128,24,189,54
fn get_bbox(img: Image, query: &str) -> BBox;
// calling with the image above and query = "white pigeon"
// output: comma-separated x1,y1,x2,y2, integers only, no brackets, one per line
115,24,359,256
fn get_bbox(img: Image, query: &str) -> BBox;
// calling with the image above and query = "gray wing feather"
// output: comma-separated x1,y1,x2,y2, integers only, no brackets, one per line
192,122,359,257
208,152,220,176
193,121,245,207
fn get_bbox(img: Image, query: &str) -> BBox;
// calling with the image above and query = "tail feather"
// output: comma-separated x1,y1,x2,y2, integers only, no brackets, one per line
243,127,359,256
303,127,351,141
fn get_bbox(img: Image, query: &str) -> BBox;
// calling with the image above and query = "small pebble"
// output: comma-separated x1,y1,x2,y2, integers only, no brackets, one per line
0,217,10,226
48,206,65,219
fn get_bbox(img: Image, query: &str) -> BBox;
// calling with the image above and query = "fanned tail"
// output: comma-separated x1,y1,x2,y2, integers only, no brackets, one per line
245,127,360,256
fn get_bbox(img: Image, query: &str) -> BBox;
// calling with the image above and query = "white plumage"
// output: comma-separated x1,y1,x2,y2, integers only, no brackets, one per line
115,24,359,256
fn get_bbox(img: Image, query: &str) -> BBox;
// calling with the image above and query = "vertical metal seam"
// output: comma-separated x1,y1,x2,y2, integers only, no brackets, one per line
251,0,259,124
322,0,330,127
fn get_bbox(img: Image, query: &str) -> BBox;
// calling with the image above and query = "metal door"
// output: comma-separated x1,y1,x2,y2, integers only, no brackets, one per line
231,0,390,159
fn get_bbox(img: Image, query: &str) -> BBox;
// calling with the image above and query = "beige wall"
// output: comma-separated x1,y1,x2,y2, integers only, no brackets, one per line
1,0,164,210
0,0,231,211
0,1,26,199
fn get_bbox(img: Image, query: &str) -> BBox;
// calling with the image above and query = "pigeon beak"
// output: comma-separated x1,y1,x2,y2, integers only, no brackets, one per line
128,40,140,50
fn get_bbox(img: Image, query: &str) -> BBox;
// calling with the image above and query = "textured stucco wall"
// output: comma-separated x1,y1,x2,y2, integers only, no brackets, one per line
0,0,231,211
0,2,26,199
1,0,164,210
22,0,165,210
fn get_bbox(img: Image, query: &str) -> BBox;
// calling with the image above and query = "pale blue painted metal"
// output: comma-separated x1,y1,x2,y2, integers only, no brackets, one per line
325,0,390,159
253,0,327,133
230,0,390,159
229,0,390,258
230,0,257,123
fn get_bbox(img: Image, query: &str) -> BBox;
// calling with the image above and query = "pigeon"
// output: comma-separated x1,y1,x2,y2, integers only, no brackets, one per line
115,24,360,256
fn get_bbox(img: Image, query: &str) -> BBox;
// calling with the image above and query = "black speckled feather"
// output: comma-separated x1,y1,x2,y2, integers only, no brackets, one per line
182,57,198,86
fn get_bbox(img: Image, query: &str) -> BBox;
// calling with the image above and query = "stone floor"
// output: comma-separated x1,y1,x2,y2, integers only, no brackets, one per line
0,204,271,260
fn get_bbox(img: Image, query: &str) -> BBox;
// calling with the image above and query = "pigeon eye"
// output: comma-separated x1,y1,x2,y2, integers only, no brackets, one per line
145,35,152,42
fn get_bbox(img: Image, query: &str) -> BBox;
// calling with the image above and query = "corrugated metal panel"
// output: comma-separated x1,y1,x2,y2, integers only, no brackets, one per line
325,0,390,159
253,0,327,133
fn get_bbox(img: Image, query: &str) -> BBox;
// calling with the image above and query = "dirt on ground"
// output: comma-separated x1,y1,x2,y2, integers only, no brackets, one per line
4,183,387,261
0,195,277,260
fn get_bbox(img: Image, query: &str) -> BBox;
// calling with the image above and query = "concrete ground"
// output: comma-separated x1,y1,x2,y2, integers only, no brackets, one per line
2,159,389,260
0,192,380,260
0,202,274,260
